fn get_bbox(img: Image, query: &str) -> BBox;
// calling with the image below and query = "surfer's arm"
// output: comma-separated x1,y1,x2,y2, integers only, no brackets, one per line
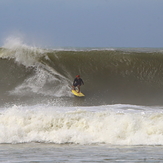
73,78,77,85
81,79,84,85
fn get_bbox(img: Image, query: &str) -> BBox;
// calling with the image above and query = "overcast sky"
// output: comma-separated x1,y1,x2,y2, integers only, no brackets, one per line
0,0,163,48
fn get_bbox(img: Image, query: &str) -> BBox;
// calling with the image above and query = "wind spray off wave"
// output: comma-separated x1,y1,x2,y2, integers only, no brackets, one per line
1,37,45,67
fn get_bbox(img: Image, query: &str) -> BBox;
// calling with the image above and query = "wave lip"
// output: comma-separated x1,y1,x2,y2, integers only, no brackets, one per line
1,37,46,67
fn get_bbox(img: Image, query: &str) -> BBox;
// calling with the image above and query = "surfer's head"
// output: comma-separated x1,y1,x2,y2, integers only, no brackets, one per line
76,75,80,78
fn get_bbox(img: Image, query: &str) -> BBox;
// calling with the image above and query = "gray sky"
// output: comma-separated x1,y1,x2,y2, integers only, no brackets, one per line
0,0,163,48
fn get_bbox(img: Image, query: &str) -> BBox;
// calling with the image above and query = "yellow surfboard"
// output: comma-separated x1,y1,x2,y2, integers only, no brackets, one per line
71,90,85,97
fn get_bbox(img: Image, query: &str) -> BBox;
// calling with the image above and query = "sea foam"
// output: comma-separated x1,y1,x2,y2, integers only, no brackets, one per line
0,104,163,145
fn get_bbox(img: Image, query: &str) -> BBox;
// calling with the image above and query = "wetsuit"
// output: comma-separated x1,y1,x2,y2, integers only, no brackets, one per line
73,78,84,87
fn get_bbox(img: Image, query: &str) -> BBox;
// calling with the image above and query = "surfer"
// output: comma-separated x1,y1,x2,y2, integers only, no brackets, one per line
72,75,84,93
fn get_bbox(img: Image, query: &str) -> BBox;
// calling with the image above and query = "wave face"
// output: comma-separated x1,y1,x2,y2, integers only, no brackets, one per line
1,39,163,106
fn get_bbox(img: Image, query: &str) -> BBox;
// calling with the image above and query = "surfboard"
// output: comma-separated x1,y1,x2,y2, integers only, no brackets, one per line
71,90,85,97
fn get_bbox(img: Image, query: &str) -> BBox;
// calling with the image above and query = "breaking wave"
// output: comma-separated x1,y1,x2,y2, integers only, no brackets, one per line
0,37,163,106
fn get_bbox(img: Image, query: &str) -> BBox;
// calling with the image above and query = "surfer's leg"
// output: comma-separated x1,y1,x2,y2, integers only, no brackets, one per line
72,83,77,90
72,85,75,90
77,85,80,93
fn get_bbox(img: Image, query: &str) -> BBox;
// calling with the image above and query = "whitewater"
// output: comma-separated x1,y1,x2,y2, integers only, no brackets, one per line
1,38,163,162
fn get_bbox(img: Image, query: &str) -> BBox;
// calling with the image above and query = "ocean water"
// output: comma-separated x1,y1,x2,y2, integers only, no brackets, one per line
1,38,163,162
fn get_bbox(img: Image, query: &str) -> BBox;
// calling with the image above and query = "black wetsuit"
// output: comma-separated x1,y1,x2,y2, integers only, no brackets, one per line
73,78,84,87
